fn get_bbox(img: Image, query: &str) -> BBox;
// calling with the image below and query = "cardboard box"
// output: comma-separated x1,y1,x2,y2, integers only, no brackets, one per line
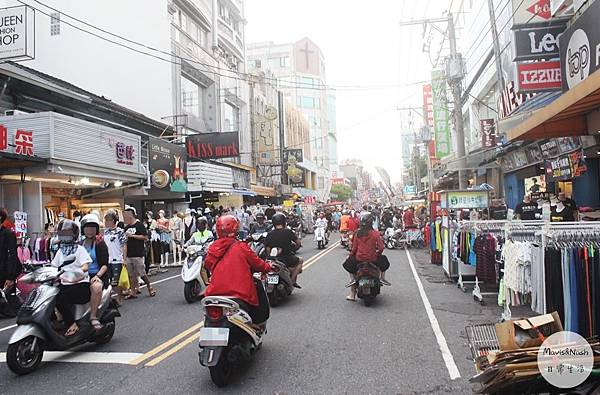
495,312,563,351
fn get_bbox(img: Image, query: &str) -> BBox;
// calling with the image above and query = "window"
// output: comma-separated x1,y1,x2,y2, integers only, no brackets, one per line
50,12,60,36
268,58,280,69
250,59,262,69
280,56,290,67
300,77,314,87
223,102,239,132
181,75,202,117
301,96,318,109
189,21,200,42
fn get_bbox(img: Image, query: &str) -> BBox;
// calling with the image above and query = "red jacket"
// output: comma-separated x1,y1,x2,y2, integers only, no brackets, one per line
347,217,359,232
351,229,384,263
204,238,271,306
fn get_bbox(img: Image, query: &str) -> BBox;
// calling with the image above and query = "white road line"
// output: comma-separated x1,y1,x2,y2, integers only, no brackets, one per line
405,249,461,380
0,273,181,334
0,351,142,364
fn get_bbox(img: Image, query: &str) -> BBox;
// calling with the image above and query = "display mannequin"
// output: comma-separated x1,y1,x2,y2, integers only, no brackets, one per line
550,196,575,222
170,212,184,266
156,210,171,267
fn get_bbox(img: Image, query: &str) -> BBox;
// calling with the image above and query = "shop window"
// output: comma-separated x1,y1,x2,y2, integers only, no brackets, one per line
181,74,202,118
223,102,239,132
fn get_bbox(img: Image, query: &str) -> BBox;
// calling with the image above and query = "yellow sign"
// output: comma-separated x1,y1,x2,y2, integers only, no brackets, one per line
283,200,294,207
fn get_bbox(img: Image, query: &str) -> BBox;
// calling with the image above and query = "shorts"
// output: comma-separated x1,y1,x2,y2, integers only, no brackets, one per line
126,257,146,278
343,255,390,274
278,254,301,268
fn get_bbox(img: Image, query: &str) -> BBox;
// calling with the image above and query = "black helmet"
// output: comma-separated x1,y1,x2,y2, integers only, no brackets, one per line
196,217,208,229
57,219,80,243
272,213,287,226
360,212,374,228
256,213,265,220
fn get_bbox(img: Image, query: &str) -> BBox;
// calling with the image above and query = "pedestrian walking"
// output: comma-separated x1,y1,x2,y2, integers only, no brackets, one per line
123,207,156,298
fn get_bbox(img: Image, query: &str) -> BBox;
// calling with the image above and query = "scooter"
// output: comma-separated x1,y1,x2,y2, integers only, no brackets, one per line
198,285,268,387
181,239,212,304
383,227,406,249
314,225,327,249
352,262,382,307
263,249,293,307
248,232,268,259
340,230,350,248
7,266,120,375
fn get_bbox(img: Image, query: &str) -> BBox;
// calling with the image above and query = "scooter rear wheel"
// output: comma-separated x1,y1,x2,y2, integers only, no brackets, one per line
6,336,44,375
363,296,375,307
209,353,233,387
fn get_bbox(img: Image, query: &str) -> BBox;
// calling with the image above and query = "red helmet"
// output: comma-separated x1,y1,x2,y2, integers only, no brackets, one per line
216,215,239,238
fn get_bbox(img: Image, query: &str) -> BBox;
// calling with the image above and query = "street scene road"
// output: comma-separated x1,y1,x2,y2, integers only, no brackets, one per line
0,236,505,394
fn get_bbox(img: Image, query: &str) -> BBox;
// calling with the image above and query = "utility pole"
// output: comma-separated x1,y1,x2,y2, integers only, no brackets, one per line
487,0,505,93
277,90,286,185
400,14,468,190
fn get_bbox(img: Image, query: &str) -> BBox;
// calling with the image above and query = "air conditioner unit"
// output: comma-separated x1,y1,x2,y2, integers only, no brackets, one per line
4,110,28,116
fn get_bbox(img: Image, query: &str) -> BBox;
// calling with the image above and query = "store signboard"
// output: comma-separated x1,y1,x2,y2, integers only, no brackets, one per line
0,6,35,62
556,136,581,153
512,0,552,25
513,21,567,61
516,61,562,93
440,191,489,209
559,0,600,91
422,84,434,127
539,139,560,158
13,211,27,236
283,149,305,187
431,70,450,158
480,119,497,148
497,81,529,119
149,138,187,193
187,161,233,192
525,143,544,162
404,185,417,195
545,149,587,180
186,132,240,160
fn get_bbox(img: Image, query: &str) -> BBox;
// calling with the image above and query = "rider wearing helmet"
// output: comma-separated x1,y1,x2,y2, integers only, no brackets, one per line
249,212,272,235
51,219,93,336
342,212,391,301
80,214,110,331
185,217,213,247
264,213,303,288
204,215,274,324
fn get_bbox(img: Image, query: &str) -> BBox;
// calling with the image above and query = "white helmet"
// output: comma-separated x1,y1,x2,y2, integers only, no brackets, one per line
204,208,211,214
80,213,101,234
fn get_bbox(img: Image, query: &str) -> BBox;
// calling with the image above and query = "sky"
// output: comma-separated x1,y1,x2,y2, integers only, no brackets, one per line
245,0,454,182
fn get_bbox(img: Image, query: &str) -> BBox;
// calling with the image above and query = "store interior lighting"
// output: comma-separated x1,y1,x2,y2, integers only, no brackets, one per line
114,180,123,187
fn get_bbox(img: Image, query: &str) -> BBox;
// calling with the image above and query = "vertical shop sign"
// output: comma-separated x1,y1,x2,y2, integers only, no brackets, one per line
13,211,27,236
283,149,305,187
431,70,450,159
0,125,6,151
149,138,188,193
480,119,497,148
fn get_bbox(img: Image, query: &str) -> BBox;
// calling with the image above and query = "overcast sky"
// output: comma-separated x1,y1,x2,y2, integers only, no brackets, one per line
245,0,454,182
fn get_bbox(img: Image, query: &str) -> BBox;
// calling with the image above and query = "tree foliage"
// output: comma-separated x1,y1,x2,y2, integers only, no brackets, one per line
330,183,353,201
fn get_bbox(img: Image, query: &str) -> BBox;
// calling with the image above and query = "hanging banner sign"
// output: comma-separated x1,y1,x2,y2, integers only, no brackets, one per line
422,84,434,127
497,81,529,119
431,70,450,159
480,119,497,148
545,150,587,180
559,0,600,91
13,211,27,236
186,132,240,160
283,149,305,187
512,0,552,25
516,60,562,93
512,20,567,61
0,6,35,61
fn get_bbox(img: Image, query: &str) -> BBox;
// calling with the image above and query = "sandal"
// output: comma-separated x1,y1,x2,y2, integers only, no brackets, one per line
124,294,138,300
148,287,157,297
90,318,102,331
345,295,356,302
65,323,79,337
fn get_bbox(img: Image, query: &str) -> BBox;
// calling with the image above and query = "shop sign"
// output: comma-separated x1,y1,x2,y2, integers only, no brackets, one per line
13,211,26,236
545,149,587,180
516,61,562,93
512,0,552,25
441,191,489,209
149,138,187,193
480,119,497,148
404,185,417,195
304,196,316,205
186,132,240,160
431,70,450,158
525,143,544,162
283,149,305,187
497,81,529,119
331,177,345,185
283,200,294,208
422,84,434,127
0,125,34,156
231,167,250,189
559,0,600,91
513,21,567,61
0,6,34,62
539,139,560,158
556,136,581,153
112,140,134,165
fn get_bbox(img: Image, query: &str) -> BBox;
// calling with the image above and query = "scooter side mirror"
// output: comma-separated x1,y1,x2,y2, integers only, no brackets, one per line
269,248,279,257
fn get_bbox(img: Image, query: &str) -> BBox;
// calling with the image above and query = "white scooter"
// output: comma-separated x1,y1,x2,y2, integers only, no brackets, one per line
314,224,328,249
181,238,212,303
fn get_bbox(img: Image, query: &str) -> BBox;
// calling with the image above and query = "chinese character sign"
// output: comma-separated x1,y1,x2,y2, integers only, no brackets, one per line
0,126,7,151
14,130,33,156
431,70,451,159
114,141,134,165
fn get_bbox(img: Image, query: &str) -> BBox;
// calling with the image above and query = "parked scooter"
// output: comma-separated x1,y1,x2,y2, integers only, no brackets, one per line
263,248,293,306
383,227,406,249
181,238,212,303
7,266,120,375
198,282,270,387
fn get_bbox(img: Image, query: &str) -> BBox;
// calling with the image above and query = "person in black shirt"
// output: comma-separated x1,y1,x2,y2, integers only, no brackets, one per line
264,204,276,221
249,213,272,235
123,207,156,298
514,195,539,220
558,192,578,221
264,213,303,288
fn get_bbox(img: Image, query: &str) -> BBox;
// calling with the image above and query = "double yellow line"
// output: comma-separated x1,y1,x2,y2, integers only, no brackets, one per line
132,241,341,368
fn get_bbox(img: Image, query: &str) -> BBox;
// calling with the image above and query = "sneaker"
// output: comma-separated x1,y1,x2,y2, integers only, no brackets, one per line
293,283,302,289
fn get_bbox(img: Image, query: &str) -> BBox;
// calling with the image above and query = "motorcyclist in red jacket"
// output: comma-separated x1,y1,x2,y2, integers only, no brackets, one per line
204,215,275,324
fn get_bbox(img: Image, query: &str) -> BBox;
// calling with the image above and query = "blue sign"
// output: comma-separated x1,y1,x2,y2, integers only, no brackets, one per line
404,185,417,195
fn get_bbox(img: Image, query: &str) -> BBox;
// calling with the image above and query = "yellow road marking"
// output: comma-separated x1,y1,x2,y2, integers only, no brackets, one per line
129,321,204,365
144,333,201,367
302,241,340,268
303,242,341,271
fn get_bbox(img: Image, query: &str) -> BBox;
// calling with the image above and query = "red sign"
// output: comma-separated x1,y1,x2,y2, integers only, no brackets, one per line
0,126,6,151
480,119,497,148
517,61,562,93
304,196,316,205
422,84,434,127
331,177,345,185
527,0,551,20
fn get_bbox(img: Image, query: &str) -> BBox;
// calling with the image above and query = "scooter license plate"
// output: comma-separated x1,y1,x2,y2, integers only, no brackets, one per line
199,327,229,347
267,274,279,284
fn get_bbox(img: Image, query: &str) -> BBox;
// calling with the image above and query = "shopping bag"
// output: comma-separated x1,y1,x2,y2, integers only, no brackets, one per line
118,264,130,289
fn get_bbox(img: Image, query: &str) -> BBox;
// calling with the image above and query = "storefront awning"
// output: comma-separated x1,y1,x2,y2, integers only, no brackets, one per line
0,152,46,170
505,68,600,141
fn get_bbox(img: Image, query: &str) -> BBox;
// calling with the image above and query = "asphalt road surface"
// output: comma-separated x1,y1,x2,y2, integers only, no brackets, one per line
0,235,505,394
